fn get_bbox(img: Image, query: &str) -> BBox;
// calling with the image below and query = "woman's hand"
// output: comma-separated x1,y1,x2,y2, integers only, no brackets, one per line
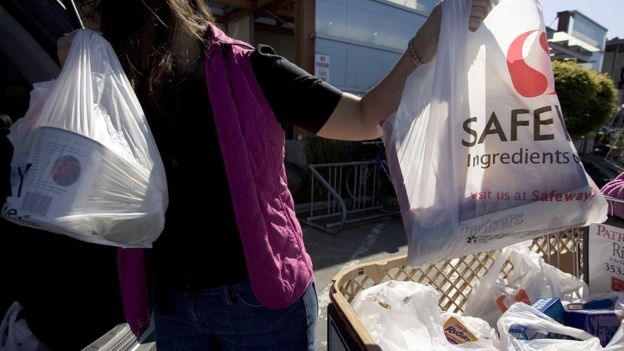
469,0,493,32
316,0,494,142
410,0,493,65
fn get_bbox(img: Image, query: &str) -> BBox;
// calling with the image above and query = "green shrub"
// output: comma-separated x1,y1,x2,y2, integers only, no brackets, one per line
553,60,618,137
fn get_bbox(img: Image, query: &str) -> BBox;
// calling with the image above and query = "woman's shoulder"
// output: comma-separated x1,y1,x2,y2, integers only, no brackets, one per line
249,44,307,78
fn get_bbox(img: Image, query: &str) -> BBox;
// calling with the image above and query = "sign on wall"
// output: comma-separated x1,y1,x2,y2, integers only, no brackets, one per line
588,222,624,293
315,54,330,82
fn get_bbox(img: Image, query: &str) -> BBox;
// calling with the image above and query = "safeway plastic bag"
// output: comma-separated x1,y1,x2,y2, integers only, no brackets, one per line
497,302,624,351
351,280,499,350
1,30,167,248
383,0,607,266
463,242,587,327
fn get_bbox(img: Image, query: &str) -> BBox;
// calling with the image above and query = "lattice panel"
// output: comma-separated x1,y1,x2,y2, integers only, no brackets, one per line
339,274,374,302
338,229,585,313
529,227,585,276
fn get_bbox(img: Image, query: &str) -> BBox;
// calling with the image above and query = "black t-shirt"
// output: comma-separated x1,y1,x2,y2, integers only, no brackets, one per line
150,45,342,292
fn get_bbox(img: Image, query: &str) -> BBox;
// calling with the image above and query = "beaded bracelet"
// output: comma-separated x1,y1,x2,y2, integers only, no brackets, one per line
407,37,424,67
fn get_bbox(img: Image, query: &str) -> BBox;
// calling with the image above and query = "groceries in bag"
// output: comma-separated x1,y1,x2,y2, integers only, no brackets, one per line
2,30,167,248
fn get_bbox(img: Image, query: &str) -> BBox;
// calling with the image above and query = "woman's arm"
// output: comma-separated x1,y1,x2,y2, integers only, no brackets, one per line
316,50,417,141
317,0,492,141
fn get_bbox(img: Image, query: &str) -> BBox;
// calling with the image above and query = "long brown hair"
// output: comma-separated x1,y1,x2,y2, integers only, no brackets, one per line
99,0,214,106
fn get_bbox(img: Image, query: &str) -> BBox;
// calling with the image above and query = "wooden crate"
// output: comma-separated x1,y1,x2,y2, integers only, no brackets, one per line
327,227,586,351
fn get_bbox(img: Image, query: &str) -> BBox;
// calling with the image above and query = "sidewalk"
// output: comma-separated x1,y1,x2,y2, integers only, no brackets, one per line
303,216,407,351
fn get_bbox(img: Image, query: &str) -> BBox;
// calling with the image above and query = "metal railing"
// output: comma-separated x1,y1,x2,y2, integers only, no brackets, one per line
297,161,398,233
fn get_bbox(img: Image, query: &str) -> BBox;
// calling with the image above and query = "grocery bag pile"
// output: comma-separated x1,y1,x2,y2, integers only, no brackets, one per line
352,242,624,350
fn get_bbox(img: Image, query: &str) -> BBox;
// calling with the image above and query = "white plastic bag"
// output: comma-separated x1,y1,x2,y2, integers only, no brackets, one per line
351,280,499,350
497,302,624,351
0,302,50,351
1,30,168,248
383,0,607,266
463,242,587,327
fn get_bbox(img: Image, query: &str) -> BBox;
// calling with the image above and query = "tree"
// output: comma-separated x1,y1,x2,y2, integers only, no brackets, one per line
552,60,618,138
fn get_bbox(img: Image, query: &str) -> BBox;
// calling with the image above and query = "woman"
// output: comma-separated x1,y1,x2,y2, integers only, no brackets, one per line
59,0,492,350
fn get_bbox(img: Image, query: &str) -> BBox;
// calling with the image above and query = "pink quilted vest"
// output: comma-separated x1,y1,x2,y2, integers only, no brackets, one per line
203,24,314,308
118,25,314,337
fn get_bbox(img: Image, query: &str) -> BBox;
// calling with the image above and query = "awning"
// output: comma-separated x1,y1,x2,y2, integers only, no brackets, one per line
550,31,601,54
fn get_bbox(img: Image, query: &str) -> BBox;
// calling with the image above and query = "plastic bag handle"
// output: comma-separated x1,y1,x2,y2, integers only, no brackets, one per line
61,0,85,29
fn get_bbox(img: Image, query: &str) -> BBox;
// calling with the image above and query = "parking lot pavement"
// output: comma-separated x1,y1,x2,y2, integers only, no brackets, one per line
302,216,408,351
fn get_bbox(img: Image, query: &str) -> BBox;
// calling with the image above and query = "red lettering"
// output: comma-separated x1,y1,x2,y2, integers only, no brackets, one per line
612,277,624,292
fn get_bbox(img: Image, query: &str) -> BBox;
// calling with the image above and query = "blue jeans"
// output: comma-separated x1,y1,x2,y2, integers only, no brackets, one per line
153,281,318,350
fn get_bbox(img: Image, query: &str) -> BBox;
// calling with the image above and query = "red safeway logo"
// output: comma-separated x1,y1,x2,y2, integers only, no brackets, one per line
506,30,551,98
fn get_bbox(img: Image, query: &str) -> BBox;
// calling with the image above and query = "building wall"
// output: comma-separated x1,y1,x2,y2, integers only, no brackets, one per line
315,0,434,94
225,15,253,43
569,12,606,71
603,40,624,103
551,10,607,72
256,30,296,62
